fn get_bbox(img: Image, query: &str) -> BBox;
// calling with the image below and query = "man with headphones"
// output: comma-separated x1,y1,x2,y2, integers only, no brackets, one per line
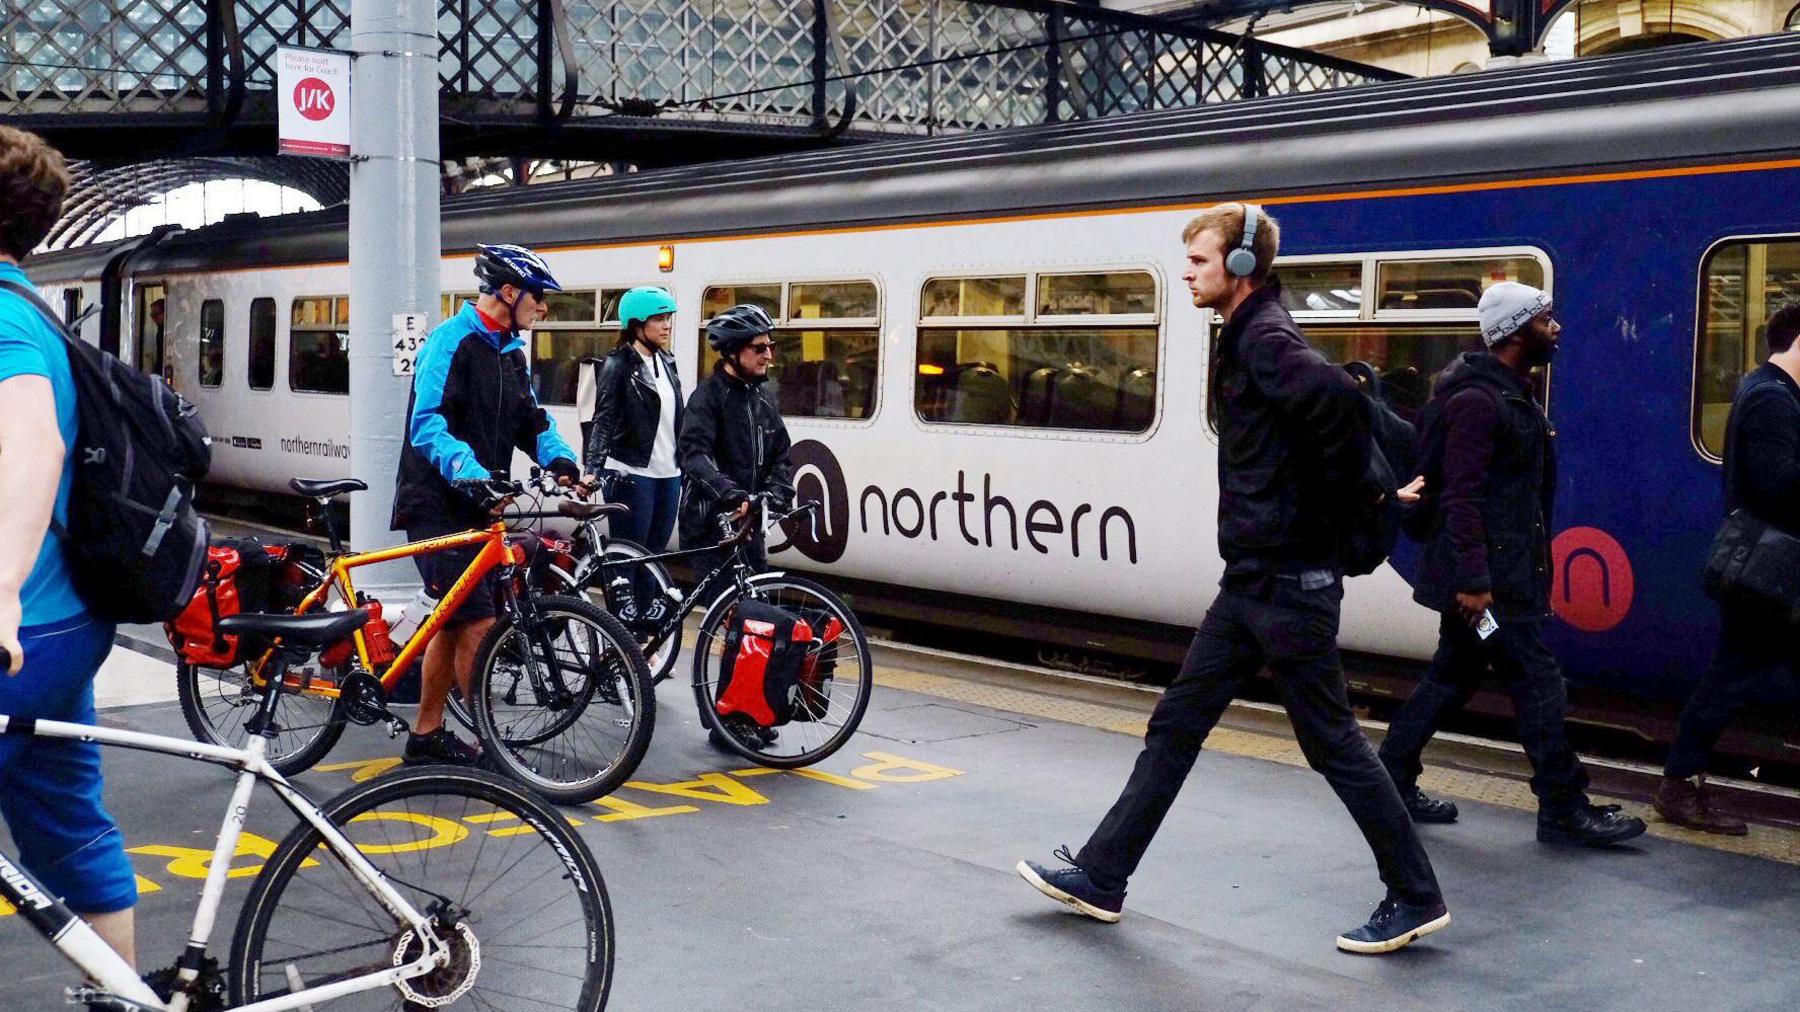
1019,204,1450,955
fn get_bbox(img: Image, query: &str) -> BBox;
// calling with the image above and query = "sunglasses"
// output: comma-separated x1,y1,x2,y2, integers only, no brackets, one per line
745,342,776,355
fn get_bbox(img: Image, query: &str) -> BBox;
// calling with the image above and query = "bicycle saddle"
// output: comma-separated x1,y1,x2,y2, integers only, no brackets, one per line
559,501,629,520
289,477,369,498
217,610,369,647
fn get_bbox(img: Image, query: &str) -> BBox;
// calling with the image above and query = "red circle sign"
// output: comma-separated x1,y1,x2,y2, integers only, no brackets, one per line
1550,526,1634,632
292,77,335,122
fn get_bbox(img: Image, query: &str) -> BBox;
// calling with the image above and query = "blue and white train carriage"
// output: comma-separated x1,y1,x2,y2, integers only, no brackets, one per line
27,33,1800,756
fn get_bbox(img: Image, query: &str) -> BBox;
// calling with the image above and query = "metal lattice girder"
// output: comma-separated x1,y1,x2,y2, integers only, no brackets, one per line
6,1,1402,157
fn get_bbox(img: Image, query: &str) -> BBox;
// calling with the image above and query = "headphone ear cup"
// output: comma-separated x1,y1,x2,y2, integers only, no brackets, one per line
1225,248,1257,278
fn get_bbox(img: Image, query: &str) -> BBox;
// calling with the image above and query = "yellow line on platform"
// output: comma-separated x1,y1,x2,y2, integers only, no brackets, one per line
872,666,1800,867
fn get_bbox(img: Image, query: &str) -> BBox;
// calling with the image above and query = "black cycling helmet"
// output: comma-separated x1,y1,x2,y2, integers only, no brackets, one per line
473,243,563,298
704,304,775,354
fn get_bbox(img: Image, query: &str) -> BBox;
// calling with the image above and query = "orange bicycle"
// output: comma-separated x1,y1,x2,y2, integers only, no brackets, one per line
177,476,656,804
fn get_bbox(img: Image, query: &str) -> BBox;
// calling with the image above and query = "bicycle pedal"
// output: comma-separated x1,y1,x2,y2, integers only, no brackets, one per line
385,716,410,739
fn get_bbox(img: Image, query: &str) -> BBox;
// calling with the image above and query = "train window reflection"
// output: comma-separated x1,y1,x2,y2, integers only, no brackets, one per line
248,298,276,391
1278,262,1363,314
1376,256,1544,311
1038,272,1156,316
791,281,878,320
916,328,1159,432
198,299,223,388
542,290,597,324
290,296,349,395
921,276,1026,319
702,284,781,319
696,280,881,420
1694,239,1800,457
533,330,607,406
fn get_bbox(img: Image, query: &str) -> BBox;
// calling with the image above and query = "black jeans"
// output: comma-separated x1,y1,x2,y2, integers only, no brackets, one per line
1076,575,1442,907
1378,614,1589,816
1665,608,1798,779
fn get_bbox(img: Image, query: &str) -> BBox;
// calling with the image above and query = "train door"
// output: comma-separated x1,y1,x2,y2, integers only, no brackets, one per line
135,282,168,381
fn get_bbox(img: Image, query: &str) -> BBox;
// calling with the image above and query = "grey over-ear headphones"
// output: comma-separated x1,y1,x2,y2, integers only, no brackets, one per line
1225,203,1261,278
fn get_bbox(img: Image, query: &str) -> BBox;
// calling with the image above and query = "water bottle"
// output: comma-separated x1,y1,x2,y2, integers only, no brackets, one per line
607,574,638,623
643,584,682,624
389,588,439,649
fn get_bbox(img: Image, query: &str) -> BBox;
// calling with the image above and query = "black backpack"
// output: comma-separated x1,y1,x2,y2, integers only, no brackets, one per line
0,280,212,623
1339,362,1420,578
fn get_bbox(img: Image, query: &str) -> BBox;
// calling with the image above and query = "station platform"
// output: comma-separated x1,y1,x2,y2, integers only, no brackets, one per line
3,636,1798,1011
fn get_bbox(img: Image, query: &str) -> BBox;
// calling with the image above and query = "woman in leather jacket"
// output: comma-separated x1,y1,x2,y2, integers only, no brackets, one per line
581,287,682,552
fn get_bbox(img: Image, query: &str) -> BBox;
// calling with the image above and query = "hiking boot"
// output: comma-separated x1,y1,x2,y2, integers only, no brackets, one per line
1654,776,1748,836
402,727,482,767
1336,898,1451,955
1537,802,1648,847
1016,847,1125,923
1399,786,1459,824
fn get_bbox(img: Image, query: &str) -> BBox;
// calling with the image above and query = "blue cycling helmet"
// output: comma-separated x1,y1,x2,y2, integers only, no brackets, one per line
618,286,677,329
474,243,563,297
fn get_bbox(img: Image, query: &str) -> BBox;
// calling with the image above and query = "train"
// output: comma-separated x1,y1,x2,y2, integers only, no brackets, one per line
26,32,1800,759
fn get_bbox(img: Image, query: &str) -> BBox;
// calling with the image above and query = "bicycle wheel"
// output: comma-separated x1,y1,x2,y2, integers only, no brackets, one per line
559,539,682,684
229,765,612,1011
692,574,873,768
177,659,347,776
470,595,655,804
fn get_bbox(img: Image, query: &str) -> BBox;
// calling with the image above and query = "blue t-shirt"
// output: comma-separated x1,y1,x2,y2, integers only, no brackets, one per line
0,263,86,626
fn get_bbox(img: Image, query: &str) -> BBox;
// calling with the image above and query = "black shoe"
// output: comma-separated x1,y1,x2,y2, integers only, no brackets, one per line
1336,898,1451,955
708,715,779,751
1537,803,1648,847
403,727,482,766
1016,846,1125,923
1400,786,1459,824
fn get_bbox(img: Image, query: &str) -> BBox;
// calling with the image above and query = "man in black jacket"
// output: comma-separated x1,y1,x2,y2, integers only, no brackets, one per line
1656,300,1800,834
1378,283,1646,847
678,304,794,574
1019,204,1448,955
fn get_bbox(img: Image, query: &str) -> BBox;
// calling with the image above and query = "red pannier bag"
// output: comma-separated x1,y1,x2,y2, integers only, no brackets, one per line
790,612,845,723
166,538,322,667
714,601,814,728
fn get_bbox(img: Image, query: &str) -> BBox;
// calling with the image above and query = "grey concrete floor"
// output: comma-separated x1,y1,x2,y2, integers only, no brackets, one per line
2,670,1797,1011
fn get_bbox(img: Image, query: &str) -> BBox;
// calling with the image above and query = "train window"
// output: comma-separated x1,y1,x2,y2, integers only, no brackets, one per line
248,298,276,391
1277,262,1363,314
916,271,1160,432
1303,322,1478,417
1375,256,1544,312
1694,239,1800,458
921,276,1026,319
1037,272,1156,317
542,290,597,324
62,288,81,326
198,299,224,388
695,280,881,420
440,291,477,321
702,284,781,320
290,296,349,395
533,330,607,406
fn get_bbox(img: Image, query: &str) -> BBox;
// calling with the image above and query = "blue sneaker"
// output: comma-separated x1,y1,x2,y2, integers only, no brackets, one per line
1016,847,1125,923
1336,898,1451,954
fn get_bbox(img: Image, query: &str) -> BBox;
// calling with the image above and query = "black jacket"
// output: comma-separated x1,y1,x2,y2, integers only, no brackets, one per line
1211,280,1373,573
1412,352,1555,619
1724,361,1800,536
678,365,794,545
581,343,683,472
391,305,577,530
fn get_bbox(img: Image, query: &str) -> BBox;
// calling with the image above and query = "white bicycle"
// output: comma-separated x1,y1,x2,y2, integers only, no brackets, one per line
0,608,613,1011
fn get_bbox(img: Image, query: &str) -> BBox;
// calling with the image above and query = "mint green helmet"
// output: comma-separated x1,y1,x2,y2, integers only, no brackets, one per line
618,286,677,328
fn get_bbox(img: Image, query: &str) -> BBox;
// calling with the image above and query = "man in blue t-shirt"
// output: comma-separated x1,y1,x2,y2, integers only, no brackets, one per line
0,126,137,966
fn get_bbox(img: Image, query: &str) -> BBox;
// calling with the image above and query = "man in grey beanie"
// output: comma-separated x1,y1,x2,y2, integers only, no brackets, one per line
1378,282,1648,847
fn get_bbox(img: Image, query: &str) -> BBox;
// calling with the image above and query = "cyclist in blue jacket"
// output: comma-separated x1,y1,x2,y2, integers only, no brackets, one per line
391,243,590,765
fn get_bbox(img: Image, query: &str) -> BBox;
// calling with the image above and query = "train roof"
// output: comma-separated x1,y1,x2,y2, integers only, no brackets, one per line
53,31,1800,278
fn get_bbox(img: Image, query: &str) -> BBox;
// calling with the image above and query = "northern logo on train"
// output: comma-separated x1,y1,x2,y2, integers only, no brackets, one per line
770,439,850,564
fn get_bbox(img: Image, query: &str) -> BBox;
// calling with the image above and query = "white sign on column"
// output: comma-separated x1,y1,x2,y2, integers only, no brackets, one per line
277,46,352,159
392,313,426,377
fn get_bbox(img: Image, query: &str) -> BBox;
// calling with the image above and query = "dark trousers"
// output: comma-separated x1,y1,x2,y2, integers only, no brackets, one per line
1076,576,1442,907
1665,609,1798,779
609,473,681,553
1378,614,1589,816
